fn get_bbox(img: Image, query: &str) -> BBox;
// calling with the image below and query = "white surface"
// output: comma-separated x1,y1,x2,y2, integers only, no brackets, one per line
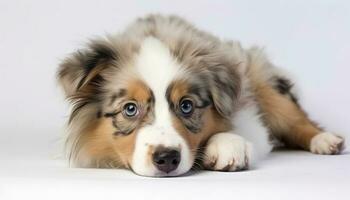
1,151,349,200
0,1,349,200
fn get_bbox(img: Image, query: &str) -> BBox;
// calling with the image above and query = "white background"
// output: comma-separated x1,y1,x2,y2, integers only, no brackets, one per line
0,1,349,200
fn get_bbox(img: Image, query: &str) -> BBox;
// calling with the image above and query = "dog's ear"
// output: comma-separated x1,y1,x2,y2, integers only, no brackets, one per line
208,65,241,118
57,39,118,98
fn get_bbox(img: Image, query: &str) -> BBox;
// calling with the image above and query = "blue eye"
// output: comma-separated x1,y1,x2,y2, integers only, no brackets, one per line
180,99,194,116
123,103,138,117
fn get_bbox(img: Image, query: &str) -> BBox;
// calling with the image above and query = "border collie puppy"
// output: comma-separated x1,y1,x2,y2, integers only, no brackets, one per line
57,15,345,177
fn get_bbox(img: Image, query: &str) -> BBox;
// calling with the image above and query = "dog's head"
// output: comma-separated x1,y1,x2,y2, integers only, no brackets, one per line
57,15,242,176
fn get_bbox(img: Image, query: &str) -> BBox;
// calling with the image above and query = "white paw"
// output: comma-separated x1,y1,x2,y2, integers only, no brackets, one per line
203,133,252,171
310,132,345,155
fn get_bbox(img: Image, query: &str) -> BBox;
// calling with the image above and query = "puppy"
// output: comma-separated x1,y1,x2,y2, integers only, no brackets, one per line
57,15,345,177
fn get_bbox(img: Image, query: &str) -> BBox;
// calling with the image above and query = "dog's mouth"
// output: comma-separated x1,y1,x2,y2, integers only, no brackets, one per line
135,170,183,177
129,164,191,177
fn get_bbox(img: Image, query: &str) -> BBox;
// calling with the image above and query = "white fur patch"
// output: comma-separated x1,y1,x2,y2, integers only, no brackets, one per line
204,133,252,171
310,132,345,155
131,37,192,176
232,103,273,163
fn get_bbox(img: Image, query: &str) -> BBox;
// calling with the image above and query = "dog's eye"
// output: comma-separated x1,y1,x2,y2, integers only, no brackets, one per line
180,99,194,116
123,103,138,118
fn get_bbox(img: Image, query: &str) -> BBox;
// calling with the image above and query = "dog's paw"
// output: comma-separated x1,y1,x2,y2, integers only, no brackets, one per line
203,133,252,171
310,132,345,155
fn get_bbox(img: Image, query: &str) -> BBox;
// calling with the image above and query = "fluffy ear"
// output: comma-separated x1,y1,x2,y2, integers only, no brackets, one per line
208,65,241,118
57,39,118,98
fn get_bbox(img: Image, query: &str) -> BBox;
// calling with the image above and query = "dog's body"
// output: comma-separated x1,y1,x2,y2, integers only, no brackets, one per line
57,15,344,177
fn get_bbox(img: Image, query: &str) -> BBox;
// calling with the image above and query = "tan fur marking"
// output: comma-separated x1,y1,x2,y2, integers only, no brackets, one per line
174,108,231,150
127,80,152,103
255,83,321,150
80,117,137,168
169,80,188,103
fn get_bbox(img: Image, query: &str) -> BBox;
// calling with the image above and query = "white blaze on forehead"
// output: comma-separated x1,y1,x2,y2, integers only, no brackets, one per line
131,37,192,176
135,37,182,125
135,37,179,90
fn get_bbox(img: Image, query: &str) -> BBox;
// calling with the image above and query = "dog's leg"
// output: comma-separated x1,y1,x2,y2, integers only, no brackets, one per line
203,132,252,171
203,104,272,171
256,82,345,154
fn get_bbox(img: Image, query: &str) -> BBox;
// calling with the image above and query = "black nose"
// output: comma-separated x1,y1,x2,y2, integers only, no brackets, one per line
152,148,181,173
